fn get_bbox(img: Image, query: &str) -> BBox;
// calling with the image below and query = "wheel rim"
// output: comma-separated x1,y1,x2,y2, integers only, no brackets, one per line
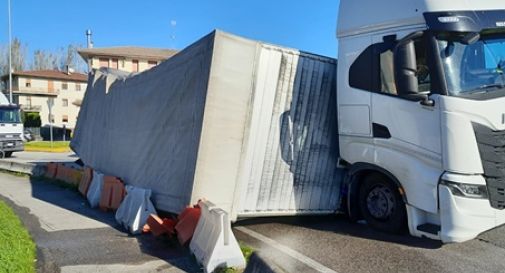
366,184,395,220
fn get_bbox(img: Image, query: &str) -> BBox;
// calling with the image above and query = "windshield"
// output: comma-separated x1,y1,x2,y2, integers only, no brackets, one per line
437,32,505,98
0,108,21,124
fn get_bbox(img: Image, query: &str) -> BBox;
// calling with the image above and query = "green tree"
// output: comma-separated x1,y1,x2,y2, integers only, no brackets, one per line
23,112,42,128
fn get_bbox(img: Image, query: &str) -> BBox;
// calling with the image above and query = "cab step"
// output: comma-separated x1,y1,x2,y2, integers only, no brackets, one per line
417,223,441,235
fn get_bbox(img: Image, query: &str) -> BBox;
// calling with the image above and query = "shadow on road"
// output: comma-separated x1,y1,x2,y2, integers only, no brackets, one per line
236,214,443,250
28,175,199,272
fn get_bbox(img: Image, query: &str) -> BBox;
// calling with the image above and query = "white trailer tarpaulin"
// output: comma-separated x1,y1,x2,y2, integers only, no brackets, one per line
72,30,343,219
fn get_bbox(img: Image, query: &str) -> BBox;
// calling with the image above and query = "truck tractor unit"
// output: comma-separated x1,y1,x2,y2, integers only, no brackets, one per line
337,0,505,242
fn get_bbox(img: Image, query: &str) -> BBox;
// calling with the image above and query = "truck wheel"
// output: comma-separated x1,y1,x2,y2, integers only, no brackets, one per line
358,173,406,234
4,152,12,158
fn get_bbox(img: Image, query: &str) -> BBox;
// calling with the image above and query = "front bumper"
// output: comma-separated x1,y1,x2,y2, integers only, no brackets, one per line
0,140,24,152
439,184,505,243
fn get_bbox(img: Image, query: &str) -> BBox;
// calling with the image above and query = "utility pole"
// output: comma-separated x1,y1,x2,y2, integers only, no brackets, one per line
7,0,13,104
47,98,54,148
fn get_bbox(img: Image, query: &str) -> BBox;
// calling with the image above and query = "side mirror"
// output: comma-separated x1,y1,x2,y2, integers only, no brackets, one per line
394,39,419,99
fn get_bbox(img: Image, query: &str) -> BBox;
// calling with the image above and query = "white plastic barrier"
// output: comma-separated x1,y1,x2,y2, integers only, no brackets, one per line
86,171,104,208
115,185,157,234
190,200,246,273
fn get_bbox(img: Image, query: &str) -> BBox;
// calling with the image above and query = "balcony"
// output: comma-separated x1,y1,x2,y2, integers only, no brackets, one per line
20,105,42,112
10,87,59,96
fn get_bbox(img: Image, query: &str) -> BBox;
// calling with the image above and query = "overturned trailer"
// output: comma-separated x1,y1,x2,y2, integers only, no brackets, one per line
72,30,342,220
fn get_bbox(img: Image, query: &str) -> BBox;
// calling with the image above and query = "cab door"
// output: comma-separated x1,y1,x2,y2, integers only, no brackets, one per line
369,32,443,214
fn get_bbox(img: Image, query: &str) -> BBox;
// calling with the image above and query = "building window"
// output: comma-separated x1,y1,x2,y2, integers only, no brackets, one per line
99,58,109,68
25,79,31,88
112,59,119,69
132,60,139,72
76,83,81,91
62,115,68,123
62,99,68,107
48,81,54,93
62,82,68,90
148,61,157,69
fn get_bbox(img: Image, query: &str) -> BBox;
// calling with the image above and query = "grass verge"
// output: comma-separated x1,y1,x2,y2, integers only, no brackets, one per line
0,200,36,273
215,242,254,273
24,141,71,153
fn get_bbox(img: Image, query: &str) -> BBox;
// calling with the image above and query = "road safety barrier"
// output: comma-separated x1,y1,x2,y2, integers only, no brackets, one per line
68,168,83,186
115,185,157,234
175,206,201,246
54,163,83,186
146,214,176,237
54,164,68,182
99,176,126,211
45,162,58,178
190,200,246,273
87,171,104,208
79,167,93,196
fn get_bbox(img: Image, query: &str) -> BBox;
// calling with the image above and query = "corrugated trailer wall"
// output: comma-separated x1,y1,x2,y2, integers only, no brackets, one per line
235,45,342,217
72,30,341,218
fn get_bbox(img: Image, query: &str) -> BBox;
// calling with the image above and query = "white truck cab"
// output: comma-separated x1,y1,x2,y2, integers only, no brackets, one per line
0,94,24,157
337,0,505,242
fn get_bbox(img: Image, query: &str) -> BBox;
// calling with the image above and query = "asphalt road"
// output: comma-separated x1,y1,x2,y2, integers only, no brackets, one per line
234,216,505,273
0,172,199,273
3,152,505,273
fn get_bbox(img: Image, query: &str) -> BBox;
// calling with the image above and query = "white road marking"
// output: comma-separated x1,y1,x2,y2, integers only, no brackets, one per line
235,226,338,273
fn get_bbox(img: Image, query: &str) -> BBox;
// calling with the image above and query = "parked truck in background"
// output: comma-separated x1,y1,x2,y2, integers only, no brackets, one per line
337,0,505,242
0,93,24,157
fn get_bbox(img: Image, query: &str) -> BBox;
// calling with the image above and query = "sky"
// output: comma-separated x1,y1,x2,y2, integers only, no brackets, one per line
0,0,340,59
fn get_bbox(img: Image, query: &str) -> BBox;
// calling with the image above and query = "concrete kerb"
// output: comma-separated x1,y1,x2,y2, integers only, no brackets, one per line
244,252,287,273
0,159,46,176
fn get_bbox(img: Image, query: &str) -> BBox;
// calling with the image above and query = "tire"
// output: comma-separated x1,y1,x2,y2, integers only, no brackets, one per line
358,173,407,234
4,152,13,158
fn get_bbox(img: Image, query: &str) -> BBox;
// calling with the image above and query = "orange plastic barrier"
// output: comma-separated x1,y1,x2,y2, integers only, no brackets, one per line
163,218,177,235
146,214,177,237
99,176,126,211
68,169,83,186
78,167,93,196
45,163,58,178
53,164,83,186
147,214,167,236
55,164,66,181
175,206,201,246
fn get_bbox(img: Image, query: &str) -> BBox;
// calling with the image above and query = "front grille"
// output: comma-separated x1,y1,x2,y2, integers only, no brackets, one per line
474,123,505,209
0,134,22,142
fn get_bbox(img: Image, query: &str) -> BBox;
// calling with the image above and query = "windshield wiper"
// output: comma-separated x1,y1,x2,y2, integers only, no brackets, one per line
466,83,505,94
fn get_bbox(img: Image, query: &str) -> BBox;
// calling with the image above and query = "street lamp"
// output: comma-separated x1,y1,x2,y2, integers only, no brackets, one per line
7,0,13,104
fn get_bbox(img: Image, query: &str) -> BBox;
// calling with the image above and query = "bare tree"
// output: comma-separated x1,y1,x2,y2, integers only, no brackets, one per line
32,50,59,71
0,45,7,75
0,38,27,75
61,44,86,72
0,39,87,73
10,38,27,72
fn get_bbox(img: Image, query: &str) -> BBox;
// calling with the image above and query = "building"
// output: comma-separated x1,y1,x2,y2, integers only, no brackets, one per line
78,46,178,73
1,69,88,129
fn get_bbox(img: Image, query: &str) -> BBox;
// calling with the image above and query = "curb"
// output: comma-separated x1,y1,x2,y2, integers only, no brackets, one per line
244,252,287,273
0,160,46,176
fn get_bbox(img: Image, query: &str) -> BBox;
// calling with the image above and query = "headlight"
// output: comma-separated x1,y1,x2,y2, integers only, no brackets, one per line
440,180,488,199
